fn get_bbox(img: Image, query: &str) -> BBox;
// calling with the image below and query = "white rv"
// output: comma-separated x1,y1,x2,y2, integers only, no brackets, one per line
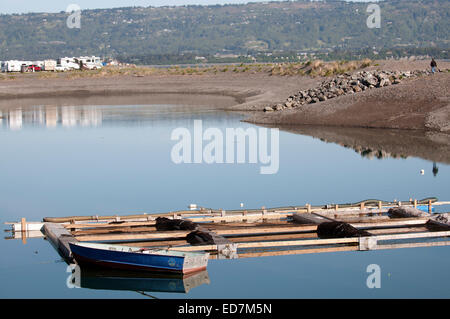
4,60,22,72
57,57,80,71
4,60,34,72
76,56,103,70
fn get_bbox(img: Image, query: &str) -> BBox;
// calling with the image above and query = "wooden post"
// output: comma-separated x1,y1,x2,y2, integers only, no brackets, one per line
360,202,365,210
378,201,382,209
414,199,417,209
306,204,311,213
335,204,339,211
21,218,26,232
428,200,432,214
21,218,27,245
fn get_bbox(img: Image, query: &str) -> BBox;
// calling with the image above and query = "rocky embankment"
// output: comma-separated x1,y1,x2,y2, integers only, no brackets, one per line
264,69,436,112
248,69,450,132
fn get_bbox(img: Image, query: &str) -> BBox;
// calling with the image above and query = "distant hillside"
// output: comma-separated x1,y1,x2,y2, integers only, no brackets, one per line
0,0,448,60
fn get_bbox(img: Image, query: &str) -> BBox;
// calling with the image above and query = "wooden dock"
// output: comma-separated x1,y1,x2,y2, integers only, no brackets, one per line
5,198,450,262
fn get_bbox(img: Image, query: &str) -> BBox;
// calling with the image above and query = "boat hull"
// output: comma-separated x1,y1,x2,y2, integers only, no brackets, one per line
69,243,207,274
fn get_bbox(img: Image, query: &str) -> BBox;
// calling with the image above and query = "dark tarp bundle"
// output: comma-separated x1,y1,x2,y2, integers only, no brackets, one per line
155,217,197,231
426,213,450,231
387,207,430,218
186,230,215,246
317,221,372,238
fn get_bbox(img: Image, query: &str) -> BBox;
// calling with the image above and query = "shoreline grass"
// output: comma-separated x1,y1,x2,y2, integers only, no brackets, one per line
2,59,374,80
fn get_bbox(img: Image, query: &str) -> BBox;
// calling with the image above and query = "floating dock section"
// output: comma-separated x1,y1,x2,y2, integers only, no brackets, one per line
5,198,450,261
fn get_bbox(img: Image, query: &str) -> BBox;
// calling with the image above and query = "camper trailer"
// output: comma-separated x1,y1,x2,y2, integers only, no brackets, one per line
4,60,36,72
76,56,103,70
57,57,80,71
4,61,22,72
43,60,57,71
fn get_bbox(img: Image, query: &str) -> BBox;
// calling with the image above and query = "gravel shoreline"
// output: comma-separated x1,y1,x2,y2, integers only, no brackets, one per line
247,71,450,132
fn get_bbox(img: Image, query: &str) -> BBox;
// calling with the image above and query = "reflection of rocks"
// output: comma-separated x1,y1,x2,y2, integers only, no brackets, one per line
268,125,450,164
355,147,397,160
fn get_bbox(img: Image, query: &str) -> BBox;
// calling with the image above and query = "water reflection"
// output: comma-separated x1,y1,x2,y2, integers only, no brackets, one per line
70,266,210,294
0,104,242,130
0,106,102,130
272,125,450,164
433,162,439,177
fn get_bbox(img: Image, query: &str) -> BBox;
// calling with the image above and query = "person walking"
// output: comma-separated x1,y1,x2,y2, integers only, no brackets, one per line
430,58,437,74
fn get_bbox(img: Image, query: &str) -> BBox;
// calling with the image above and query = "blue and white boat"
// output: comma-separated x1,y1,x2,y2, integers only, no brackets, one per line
69,242,209,274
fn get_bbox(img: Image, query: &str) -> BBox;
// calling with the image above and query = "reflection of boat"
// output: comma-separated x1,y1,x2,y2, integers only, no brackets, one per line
69,242,209,274
74,267,210,293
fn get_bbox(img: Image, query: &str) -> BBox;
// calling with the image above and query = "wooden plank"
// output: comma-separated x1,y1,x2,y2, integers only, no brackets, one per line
168,245,217,252
186,213,292,223
44,210,199,223
75,230,190,242
114,233,318,247
116,239,189,247
238,246,358,258
331,216,391,223
375,230,450,241
350,219,428,228
65,213,292,229
215,225,317,235
313,209,388,217
203,220,291,228
227,233,318,242
43,223,78,261
65,221,157,229
236,237,359,249
72,226,157,236
376,241,450,250
368,227,428,235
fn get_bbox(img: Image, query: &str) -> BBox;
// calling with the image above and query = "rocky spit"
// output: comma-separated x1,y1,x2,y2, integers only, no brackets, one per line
264,69,438,112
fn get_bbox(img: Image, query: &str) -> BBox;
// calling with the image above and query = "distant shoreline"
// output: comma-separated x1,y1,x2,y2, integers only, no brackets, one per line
0,71,321,112
1,59,449,132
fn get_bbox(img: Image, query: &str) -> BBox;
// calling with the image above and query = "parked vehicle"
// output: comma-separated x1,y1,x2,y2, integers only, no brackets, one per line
55,65,69,72
76,56,103,70
43,60,57,72
27,65,42,72
4,60,24,72
57,57,80,70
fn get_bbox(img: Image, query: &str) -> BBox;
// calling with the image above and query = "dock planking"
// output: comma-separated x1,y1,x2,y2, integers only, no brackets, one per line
5,198,450,261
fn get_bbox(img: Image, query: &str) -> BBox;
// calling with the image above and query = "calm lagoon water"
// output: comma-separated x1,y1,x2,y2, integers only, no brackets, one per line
1,103,449,298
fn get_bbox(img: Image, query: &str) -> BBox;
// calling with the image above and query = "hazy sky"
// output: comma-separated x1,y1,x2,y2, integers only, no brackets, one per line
1,0,378,14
